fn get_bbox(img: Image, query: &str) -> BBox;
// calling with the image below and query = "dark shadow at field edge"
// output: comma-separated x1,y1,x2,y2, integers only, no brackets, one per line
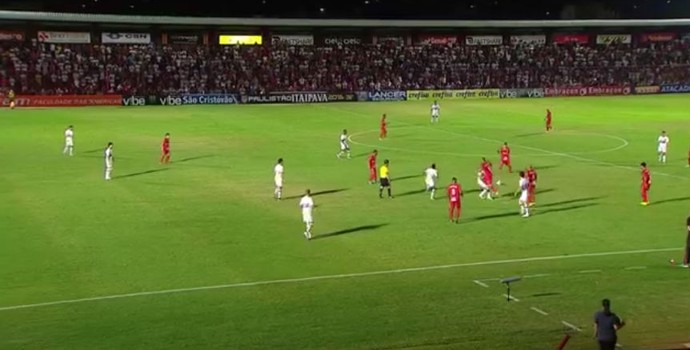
463,203,599,223
313,224,389,240
652,197,690,206
284,188,349,200
115,168,170,179
176,154,215,163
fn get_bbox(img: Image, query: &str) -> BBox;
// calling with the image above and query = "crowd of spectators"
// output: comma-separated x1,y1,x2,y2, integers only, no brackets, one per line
1,39,689,95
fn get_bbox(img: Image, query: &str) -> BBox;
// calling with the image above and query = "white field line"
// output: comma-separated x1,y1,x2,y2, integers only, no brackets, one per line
624,266,647,270
473,280,489,288
426,125,689,181
503,294,520,302
578,269,602,274
530,307,549,316
0,247,678,312
561,321,583,332
523,273,552,279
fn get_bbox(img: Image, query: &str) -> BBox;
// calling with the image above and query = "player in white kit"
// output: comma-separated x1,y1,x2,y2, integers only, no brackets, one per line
274,158,284,200
63,125,74,156
517,171,530,217
431,100,440,123
477,169,492,200
104,142,114,180
337,129,351,159
657,131,669,164
424,164,439,200
299,189,314,240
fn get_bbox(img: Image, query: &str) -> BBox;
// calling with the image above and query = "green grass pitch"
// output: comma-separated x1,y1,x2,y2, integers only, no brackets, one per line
1,95,689,350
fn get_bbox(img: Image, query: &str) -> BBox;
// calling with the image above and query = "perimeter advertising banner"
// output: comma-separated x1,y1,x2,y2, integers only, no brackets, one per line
0,30,24,41
639,32,676,42
416,35,458,45
357,90,407,102
660,84,690,93
634,86,660,95
272,35,314,46
102,32,151,44
552,34,589,44
499,88,545,98
545,86,631,97
158,94,240,105
318,36,363,46
465,35,503,46
164,34,201,45
406,89,500,101
373,36,406,45
37,31,91,44
2,95,121,107
219,35,263,45
241,92,356,104
510,35,546,45
596,34,632,45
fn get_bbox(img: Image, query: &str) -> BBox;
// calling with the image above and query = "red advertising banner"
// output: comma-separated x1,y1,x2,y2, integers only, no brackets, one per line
545,86,632,97
416,35,458,45
2,95,122,107
639,32,677,42
0,30,24,41
552,34,589,44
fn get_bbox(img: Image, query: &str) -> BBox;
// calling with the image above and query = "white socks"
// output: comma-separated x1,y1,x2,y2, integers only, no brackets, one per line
430,189,436,199
63,146,73,156
275,188,282,199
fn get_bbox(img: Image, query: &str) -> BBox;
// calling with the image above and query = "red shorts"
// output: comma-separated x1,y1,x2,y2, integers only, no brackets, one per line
641,185,650,193
501,157,510,165
162,149,170,155
484,176,493,185
449,201,461,209
369,167,377,179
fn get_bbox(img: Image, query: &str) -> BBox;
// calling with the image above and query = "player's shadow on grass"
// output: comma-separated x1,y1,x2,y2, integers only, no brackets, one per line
498,188,556,198
396,189,427,197
538,197,603,208
464,203,599,223
284,188,349,200
82,148,103,154
313,224,389,240
116,168,170,179
392,175,421,182
652,196,690,206
530,292,562,298
175,155,215,163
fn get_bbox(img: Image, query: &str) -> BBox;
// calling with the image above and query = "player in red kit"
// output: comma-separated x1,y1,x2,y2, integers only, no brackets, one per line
481,157,497,195
447,177,463,223
160,133,171,164
640,162,651,206
368,149,378,184
379,114,388,140
545,109,553,132
526,165,537,206
498,142,512,173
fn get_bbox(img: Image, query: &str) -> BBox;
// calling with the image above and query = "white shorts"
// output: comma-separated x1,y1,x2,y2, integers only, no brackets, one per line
658,145,667,153
519,192,528,203
477,180,489,190
105,160,113,169
65,138,73,146
432,111,439,117
425,182,435,190
340,144,349,151
274,177,283,187
302,213,313,224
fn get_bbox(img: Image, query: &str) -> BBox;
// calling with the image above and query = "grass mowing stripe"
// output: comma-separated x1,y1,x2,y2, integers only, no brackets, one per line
0,247,677,312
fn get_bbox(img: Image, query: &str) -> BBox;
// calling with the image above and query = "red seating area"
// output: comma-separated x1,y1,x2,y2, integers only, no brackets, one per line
1,41,689,95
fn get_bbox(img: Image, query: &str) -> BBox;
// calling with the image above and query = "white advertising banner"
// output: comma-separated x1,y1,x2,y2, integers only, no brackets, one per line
38,31,91,44
101,32,151,44
465,35,503,46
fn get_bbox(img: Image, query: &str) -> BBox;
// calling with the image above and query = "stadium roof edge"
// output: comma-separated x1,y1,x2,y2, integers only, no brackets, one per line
1,10,690,27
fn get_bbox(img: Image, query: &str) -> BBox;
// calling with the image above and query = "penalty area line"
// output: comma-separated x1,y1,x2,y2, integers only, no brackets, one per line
0,247,678,312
